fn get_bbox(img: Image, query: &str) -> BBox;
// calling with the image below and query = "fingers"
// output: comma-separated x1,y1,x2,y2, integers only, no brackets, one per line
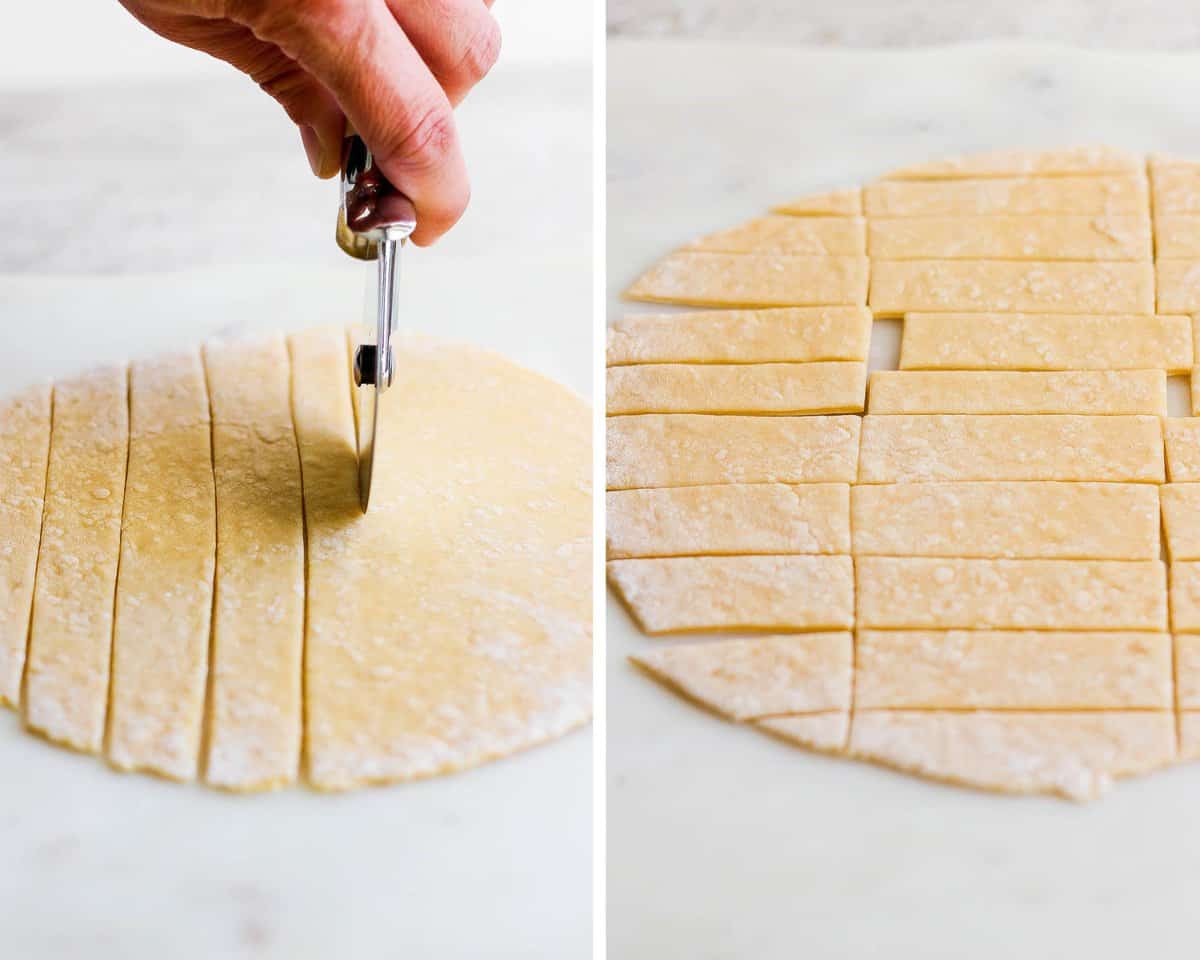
236,0,471,245
383,0,501,107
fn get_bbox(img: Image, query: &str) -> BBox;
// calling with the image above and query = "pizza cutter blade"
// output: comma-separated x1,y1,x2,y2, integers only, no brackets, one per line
336,134,417,513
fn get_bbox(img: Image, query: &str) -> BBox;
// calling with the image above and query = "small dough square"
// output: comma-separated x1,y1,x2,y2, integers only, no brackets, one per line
869,260,1155,317
606,308,872,365
848,711,1176,802
1151,165,1200,215
606,483,850,559
1164,418,1200,481
686,216,865,256
1153,216,1200,258
1161,484,1200,560
851,482,1159,560
606,362,866,415
771,188,862,217
868,215,1151,261
857,415,1164,483
899,313,1193,373
881,146,1142,180
608,555,854,634
855,557,1167,630
631,633,852,719
624,252,869,308
1156,260,1200,313
855,630,1171,709
864,175,1149,217
1171,561,1200,631
607,414,861,489
868,370,1167,416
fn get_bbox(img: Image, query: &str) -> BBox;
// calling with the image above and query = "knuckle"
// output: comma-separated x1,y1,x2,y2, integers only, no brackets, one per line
401,104,459,169
452,16,502,86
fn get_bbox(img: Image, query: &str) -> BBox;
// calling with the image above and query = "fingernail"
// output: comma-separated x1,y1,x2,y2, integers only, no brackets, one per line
300,125,323,177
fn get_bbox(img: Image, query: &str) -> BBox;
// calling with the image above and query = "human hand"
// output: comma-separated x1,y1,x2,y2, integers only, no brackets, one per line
120,0,501,245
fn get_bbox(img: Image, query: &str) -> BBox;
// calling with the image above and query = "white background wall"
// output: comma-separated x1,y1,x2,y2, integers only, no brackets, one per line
0,0,591,87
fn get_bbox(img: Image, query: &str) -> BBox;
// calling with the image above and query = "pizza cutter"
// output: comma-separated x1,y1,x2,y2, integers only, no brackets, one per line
336,134,417,512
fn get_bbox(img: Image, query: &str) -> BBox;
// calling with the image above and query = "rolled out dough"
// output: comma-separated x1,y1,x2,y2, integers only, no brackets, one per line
867,370,1167,416
1164,418,1200,481
1155,260,1200,313
869,260,1155,316
1153,215,1200,258
867,215,1150,260
607,555,854,635
1176,634,1200,709
850,482,1160,560
898,313,1193,373
880,146,1141,180
1162,484,1200,560
606,308,871,365
754,713,850,754
630,633,851,720
685,216,865,256
863,175,1148,217
1171,561,1200,632
856,557,1167,630
606,361,866,415
624,252,869,307
22,368,127,753
0,384,50,707
857,415,1164,483
607,414,861,489
1150,164,1200,214
606,483,850,559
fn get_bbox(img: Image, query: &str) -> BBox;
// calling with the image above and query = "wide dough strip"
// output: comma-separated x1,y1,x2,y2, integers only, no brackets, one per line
624,252,869,308
867,215,1151,260
606,308,872,365
106,352,216,779
22,368,127,753
606,483,850,559
851,482,1160,560
855,630,1172,709
202,337,305,791
292,327,591,790
0,384,50,707
864,175,1148,217
869,260,1155,316
881,146,1142,180
856,557,1167,630
868,370,1167,416
857,414,1164,483
685,216,866,256
608,555,854,635
898,313,1192,373
606,362,866,415
608,414,861,489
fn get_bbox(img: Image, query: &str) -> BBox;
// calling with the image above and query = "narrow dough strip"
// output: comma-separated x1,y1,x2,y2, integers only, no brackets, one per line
771,188,862,217
1156,260,1200,313
848,711,1176,801
857,415,1164,483
201,337,305,791
607,307,872,365
1164,418,1200,481
293,328,592,790
607,483,850,559
1161,484,1200,560
0,384,50,707
851,482,1159,560
755,713,849,754
856,630,1172,709
22,368,127,752
608,556,854,635
685,216,866,256
631,633,852,720
898,313,1192,373
869,260,1155,317
856,557,1167,631
1176,634,1200,709
881,146,1142,180
864,175,1148,217
868,370,1166,416
1171,562,1200,632
608,414,861,489
624,252,869,308
606,362,866,415
106,352,216,779
868,215,1151,260
1152,216,1200,258
1193,368,1200,416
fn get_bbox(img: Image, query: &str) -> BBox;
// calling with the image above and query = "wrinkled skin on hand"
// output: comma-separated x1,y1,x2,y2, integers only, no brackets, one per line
120,0,501,244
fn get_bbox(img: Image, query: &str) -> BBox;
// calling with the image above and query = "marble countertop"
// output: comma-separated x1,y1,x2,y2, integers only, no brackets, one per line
608,0,1200,48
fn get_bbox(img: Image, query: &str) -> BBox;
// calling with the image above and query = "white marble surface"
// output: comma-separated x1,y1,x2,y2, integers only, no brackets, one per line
609,39,1200,960
608,0,1200,48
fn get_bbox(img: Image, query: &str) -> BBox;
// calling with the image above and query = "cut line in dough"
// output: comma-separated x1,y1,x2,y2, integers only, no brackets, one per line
606,362,866,415
606,308,872,365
